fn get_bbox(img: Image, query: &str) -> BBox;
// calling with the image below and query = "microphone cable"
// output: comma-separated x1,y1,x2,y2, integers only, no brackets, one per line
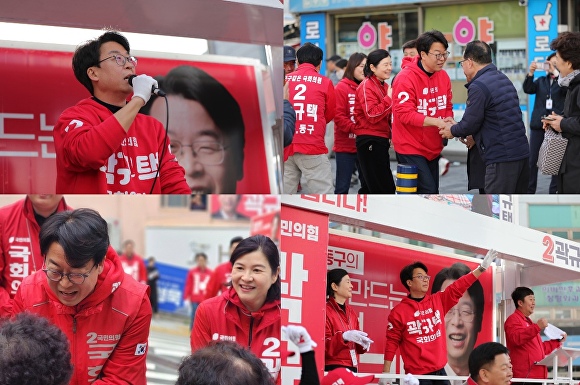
149,95,169,194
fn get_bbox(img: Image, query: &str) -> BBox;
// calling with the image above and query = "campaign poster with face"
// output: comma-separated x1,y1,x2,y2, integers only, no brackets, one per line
0,46,276,193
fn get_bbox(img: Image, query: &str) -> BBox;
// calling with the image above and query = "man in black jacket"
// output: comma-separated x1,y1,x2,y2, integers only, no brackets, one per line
439,40,530,194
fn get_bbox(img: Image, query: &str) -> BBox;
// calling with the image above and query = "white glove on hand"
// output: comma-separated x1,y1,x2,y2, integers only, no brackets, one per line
283,325,317,353
403,373,419,385
480,249,498,270
342,330,374,350
130,74,158,105
183,299,192,315
378,377,391,385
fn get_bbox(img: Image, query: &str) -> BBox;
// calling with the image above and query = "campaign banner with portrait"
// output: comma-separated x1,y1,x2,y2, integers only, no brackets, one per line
327,232,494,375
0,46,275,193
250,210,280,245
210,194,280,221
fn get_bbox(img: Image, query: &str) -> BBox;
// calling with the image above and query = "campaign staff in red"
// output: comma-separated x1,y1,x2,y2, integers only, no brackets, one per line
204,236,243,299
0,195,71,316
379,250,497,385
325,268,373,372
190,234,281,381
53,30,189,194
184,252,213,329
119,239,147,284
504,287,565,382
11,208,151,384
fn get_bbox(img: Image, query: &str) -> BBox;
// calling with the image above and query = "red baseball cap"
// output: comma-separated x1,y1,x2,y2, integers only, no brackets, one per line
322,368,375,385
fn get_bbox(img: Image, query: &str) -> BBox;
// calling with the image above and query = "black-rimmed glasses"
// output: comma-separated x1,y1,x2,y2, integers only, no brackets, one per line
42,263,97,285
97,54,138,67
412,275,431,281
428,51,450,60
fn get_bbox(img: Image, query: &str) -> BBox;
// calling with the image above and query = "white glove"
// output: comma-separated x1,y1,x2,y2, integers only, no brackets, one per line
283,325,317,353
378,377,390,385
342,330,374,350
480,249,498,270
130,74,158,105
403,373,419,385
183,299,192,315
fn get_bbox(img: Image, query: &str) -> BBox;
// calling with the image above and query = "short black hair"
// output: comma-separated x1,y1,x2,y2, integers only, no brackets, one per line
468,342,510,382
177,340,274,385
147,65,245,181
402,39,417,50
230,235,280,303
0,313,73,385
511,287,534,309
550,31,580,70
296,43,324,67
230,236,244,248
416,30,448,55
327,268,349,298
72,30,130,95
400,261,428,291
364,49,391,77
463,40,492,65
195,252,208,261
431,262,484,332
335,59,348,69
40,208,109,268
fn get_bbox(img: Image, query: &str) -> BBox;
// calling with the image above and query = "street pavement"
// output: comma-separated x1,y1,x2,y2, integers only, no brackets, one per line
147,314,190,385
318,157,553,194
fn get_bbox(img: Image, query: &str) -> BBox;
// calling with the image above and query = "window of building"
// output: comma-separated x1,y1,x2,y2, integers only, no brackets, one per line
161,195,190,208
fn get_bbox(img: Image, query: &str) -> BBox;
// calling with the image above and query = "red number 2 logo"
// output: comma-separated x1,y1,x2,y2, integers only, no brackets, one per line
542,235,554,263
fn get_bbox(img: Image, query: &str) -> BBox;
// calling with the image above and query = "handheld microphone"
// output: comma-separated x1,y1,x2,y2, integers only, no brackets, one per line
128,75,166,97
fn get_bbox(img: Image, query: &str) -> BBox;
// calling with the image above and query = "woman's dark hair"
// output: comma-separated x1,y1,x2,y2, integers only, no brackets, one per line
431,262,485,332
511,287,535,309
40,208,109,268
399,261,428,291
230,235,280,303
0,313,73,385
550,31,580,70
72,30,130,95
144,65,245,180
364,49,391,77
326,268,349,298
343,52,367,84
177,341,274,385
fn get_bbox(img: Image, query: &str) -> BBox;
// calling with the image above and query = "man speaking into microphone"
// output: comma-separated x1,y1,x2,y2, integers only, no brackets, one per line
53,30,190,194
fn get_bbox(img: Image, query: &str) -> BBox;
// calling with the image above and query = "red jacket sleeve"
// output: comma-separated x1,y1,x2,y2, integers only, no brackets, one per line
54,110,128,172
204,269,221,300
94,292,152,385
325,314,350,357
384,308,404,361
334,84,356,135
325,81,336,124
190,300,213,352
183,270,193,301
139,258,148,284
360,80,392,124
505,315,542,347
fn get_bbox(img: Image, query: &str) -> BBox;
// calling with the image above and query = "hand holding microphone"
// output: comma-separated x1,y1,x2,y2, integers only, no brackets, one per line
128,74,165,105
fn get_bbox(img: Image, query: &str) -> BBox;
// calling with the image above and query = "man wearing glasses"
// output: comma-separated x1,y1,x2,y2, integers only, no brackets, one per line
11,208,151,385
378,250,497,385
53,30,190,194
439,40,530,194
391,30,454,193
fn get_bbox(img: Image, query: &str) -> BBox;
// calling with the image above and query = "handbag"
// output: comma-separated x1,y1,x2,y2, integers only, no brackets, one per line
537,128,568,175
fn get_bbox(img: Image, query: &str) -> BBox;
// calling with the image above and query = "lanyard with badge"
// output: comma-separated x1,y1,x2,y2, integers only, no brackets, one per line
331,300,358,367
546,76,553,110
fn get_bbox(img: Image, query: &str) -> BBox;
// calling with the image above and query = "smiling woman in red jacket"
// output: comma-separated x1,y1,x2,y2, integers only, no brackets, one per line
353,49,396,194
191,234,281,382
325,268,373,373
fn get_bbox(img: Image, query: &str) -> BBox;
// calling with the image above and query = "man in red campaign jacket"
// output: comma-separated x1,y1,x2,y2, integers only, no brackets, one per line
11,208,151,385
0,195,71,316
379,251,496,385
119,239,147,284
204,236,243,299
53,30,189,194
183,252,213,329
284,42,336,194
391,30,453,194
504,287,564,381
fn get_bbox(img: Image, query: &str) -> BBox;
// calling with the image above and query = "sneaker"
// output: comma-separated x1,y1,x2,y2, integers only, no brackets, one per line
439,157,450,176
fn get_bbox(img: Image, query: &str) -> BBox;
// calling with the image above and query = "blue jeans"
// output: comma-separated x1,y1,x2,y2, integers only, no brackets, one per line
189,302,200,330
334,152,362,194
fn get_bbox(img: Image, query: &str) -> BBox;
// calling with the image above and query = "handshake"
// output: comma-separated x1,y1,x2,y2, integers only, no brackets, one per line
343,330,374,350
